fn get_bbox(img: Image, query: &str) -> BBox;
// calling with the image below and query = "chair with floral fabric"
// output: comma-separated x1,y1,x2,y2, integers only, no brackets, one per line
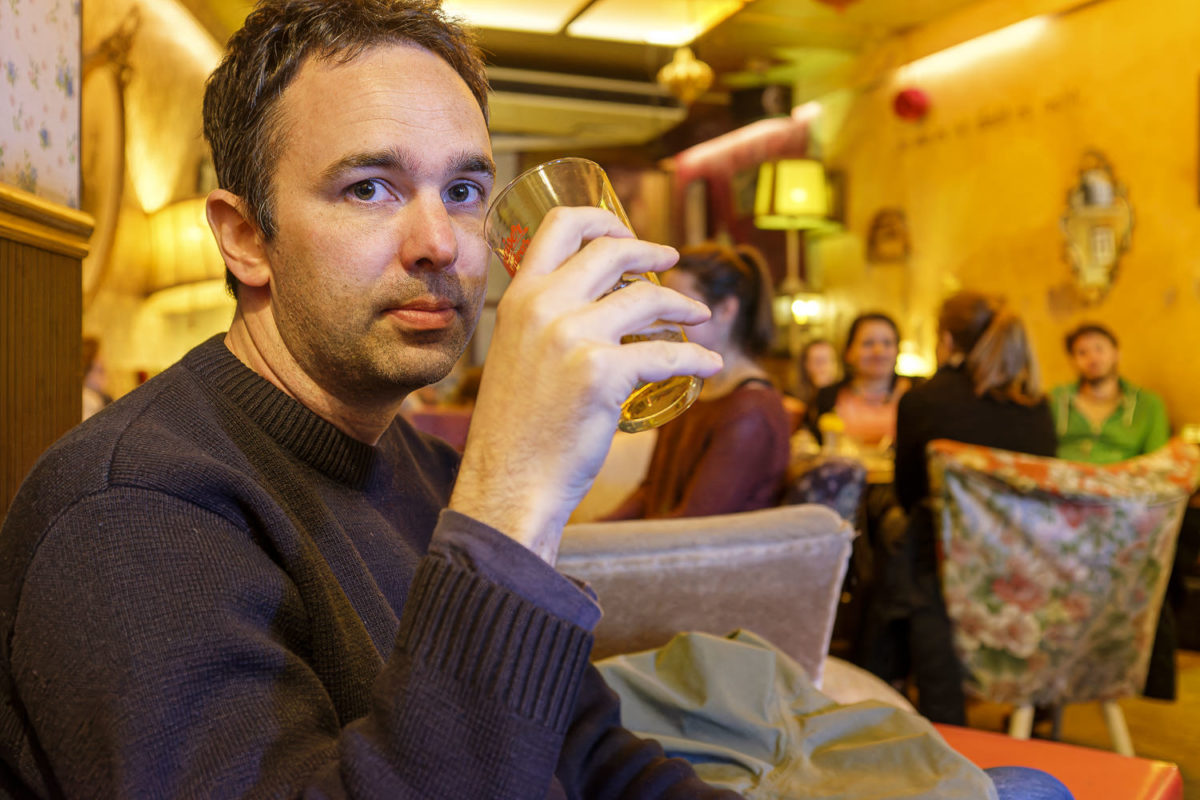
927,438,1200,756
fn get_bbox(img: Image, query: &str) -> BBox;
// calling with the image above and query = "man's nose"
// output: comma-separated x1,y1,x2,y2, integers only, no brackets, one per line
399,193,458,271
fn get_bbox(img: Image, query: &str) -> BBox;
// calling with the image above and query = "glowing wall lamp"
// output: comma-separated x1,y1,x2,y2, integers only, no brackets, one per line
754,159,830,230
754,159,837,355
790,294,825,326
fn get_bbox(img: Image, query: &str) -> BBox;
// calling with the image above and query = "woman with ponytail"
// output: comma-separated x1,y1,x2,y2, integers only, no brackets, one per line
605,243,791,519
861,291,1056,725
893,291,1055,509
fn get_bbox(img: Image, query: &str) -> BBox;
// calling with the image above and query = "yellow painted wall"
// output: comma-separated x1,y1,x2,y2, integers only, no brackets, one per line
814,0,1200,427
82,0,229,398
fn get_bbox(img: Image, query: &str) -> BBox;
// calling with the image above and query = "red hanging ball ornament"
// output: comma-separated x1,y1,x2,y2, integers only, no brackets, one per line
892,88,931,121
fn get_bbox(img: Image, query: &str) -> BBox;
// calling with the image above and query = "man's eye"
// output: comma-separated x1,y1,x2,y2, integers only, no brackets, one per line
446,182,481,204
350,180,383,201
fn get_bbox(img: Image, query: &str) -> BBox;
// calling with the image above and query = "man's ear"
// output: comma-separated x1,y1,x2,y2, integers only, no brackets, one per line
206,189,271,289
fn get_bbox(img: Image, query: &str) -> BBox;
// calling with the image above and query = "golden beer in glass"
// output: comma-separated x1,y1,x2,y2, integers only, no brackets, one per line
485,158,702,432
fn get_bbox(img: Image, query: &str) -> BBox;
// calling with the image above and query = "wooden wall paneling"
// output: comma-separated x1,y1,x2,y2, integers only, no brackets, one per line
0,185,92,518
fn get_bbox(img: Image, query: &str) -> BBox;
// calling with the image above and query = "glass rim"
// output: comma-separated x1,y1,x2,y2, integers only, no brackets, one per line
485,156,605,231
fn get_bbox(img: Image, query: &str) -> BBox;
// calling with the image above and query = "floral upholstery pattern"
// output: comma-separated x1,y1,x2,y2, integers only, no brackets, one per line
928,438,1200,707
784,456,868,523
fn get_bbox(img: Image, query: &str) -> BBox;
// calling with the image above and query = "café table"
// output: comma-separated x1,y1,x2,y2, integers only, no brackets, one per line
934,725,1184,800
858,449,894,486
789,435,894,487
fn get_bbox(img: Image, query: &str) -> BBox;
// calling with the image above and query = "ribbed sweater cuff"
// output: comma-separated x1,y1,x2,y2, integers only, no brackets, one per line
430,510,602,631
397,557,593,733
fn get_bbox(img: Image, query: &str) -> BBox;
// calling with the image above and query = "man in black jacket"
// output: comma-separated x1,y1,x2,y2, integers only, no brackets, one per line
0,0,730,796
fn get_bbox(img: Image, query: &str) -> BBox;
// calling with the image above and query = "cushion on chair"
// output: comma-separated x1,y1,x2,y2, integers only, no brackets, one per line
928,438,1200,707
560,504,855,683
783,455,868,523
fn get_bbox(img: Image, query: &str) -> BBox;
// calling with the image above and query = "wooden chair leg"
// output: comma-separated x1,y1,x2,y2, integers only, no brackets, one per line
1049,704,1064,741
1009,704,1034,739
1101,701,1134,757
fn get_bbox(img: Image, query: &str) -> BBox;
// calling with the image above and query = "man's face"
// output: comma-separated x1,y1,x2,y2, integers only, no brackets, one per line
1070,332,1119,384
262,43,494,404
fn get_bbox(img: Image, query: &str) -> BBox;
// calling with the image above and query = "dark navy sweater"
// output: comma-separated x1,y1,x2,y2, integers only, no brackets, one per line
0,336,736,799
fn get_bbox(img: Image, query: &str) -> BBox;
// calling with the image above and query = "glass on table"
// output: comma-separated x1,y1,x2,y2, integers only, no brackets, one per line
484,157,703,433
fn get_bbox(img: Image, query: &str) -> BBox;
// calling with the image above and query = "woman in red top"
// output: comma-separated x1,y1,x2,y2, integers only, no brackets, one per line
605,243,790,519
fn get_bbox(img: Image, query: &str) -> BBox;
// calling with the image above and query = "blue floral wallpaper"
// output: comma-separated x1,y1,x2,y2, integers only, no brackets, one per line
0,0,81,208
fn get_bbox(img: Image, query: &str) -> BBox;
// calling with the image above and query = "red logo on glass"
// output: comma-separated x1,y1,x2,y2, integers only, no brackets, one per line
499,223,530,276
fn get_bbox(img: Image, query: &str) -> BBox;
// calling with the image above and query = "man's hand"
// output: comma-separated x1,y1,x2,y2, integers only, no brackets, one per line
449,207,723,562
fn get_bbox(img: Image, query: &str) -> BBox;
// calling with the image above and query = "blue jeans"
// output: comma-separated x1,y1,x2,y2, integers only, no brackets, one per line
986,766,1074,799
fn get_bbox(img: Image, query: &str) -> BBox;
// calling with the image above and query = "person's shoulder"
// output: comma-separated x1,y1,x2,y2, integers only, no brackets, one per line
712,379,789,430
728,378,785,406
1,362,252,611
1125,379,1167,409
8,360,242,530
1048,381,1075,401
899,367,953,404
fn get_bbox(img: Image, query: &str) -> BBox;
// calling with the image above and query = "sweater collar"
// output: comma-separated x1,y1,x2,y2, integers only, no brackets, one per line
182,335,377,487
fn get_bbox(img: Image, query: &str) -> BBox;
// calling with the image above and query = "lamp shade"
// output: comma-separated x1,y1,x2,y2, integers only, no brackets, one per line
754,159,831,230
147,197,225,292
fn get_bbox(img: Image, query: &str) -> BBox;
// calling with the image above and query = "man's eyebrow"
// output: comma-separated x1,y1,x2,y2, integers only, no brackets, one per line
319,150,405,184
319,150,496,183
453,153,497,180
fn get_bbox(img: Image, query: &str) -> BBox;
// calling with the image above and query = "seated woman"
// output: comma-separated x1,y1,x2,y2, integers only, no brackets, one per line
604,243,790,519
784,338,839,436
808,313,913,450
798,338,839,409
863,290,1057,724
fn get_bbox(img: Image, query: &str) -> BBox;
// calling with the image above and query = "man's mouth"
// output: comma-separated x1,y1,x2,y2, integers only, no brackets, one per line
386,297,458,331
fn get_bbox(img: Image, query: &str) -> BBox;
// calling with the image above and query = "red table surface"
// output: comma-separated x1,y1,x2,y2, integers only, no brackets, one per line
934,724,1183,800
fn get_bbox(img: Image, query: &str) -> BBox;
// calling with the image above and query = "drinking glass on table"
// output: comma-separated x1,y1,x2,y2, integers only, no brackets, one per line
484,157,703,433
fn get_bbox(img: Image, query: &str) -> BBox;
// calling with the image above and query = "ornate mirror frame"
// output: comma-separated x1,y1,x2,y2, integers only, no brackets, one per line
1060,150,1133,304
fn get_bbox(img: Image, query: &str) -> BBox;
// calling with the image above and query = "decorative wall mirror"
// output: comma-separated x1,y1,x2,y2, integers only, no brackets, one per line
1060,150,1133,304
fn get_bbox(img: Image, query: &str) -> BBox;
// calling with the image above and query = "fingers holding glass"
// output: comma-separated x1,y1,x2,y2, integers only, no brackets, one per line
484,158,704,431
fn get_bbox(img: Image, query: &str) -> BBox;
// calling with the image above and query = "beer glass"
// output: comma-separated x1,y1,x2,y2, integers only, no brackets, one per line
485,157,702,433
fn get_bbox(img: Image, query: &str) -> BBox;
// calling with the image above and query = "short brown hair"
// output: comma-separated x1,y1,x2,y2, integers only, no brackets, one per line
202,0,489,295
1064,322,1118,353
